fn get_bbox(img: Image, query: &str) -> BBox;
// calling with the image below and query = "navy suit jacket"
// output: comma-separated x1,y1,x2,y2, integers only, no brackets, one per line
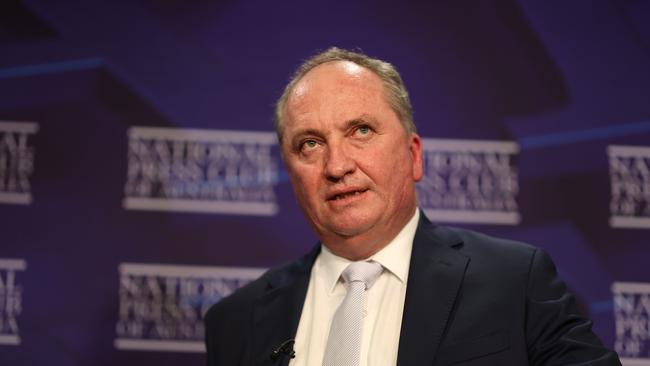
205,213,620,365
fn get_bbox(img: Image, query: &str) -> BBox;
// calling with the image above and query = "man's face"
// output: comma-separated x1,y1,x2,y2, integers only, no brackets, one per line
281,61,423,259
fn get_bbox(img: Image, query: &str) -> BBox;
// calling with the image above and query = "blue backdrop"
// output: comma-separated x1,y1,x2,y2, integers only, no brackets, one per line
1,0,649,365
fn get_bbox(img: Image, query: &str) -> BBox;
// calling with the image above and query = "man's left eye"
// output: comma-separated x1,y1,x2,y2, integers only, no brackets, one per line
356,126,371,135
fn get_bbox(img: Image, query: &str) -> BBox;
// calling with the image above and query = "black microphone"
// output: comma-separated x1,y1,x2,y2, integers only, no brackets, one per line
270,339,296,361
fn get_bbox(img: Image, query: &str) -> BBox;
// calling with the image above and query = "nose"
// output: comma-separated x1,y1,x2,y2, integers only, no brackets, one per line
324,141,356,182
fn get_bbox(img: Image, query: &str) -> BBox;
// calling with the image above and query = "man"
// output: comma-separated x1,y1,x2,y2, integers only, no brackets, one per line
204,47,620,365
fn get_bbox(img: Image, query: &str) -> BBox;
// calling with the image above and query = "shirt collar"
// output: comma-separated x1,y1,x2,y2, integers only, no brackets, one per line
319,208,420,294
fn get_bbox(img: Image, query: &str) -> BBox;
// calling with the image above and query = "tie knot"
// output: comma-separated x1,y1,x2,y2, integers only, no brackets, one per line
341,261,383,290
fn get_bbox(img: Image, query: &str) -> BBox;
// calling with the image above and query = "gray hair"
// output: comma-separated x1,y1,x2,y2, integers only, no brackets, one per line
274,47,416,143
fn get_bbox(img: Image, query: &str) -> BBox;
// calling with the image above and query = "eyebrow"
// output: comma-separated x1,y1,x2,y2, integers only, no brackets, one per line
288,114,379,146
289,128,323,147
344,115,378,130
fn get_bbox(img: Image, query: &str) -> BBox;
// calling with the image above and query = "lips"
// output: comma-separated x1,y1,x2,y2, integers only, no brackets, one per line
327,188,369,201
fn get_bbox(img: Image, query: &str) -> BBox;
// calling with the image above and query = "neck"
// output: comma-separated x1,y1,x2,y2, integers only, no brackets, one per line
321,207,417,261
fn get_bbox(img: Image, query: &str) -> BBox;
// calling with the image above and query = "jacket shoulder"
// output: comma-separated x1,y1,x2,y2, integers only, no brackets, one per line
204,256,308,327
442,225,537,260
203,249,317,365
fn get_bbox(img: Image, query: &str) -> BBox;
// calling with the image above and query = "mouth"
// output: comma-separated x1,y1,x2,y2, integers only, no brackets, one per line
327,188,369,201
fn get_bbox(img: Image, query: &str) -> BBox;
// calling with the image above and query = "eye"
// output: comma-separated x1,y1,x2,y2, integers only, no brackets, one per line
300,139,319,151
355,125,372,137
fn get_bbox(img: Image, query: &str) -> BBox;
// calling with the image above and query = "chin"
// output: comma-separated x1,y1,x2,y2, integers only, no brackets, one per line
314,209,382,239
328,220,375,238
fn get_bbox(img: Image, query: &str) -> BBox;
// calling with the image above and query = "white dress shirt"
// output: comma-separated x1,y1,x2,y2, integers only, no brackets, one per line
289,209,420,366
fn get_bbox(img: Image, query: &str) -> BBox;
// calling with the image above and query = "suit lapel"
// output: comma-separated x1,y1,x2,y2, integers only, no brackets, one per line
397,215,469,366
250,247,319,366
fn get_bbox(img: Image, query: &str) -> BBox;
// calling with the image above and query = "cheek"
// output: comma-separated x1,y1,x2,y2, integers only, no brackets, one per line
289,166,321,200
375,146,413,194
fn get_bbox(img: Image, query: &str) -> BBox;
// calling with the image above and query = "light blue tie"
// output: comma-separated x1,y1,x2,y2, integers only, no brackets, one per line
322,261,383,366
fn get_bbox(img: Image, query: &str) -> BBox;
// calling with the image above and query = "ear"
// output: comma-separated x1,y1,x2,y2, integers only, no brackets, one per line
409,133,423,182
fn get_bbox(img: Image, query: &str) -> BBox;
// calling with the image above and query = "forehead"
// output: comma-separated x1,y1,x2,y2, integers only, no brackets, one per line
285,61,388,120
294,61,373,94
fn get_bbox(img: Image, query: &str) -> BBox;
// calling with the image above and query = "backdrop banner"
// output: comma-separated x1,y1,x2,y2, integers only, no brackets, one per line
1,1,649,365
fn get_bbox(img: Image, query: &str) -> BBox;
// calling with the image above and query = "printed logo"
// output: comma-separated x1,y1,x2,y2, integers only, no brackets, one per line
123,127,279,215
114,263,265,352
417,138,520,224
0,258,27,346
612,282,650,364
608,145,650,229
0,121,38,205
